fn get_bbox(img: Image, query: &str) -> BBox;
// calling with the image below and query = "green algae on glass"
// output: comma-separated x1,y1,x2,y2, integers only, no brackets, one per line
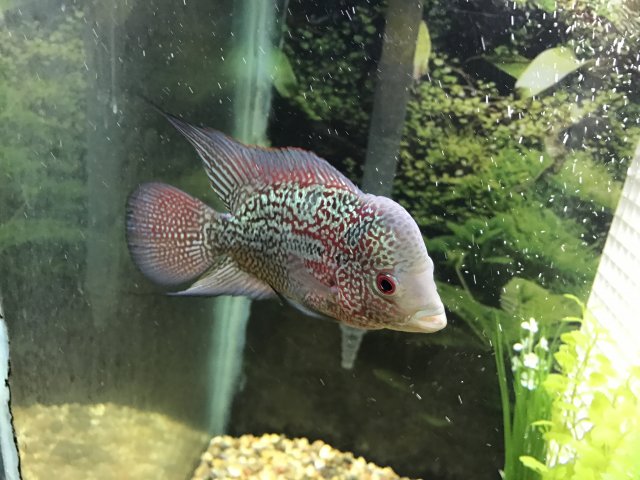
0,10,87,254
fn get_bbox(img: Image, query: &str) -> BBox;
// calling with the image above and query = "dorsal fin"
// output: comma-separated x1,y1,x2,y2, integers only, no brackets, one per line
163,113,359,211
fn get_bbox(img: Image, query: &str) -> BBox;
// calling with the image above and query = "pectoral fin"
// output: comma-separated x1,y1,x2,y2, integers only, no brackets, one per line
172,257,275,299
282,297,335,321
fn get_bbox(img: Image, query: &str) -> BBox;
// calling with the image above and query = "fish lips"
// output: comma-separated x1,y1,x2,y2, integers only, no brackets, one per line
390,309,447,333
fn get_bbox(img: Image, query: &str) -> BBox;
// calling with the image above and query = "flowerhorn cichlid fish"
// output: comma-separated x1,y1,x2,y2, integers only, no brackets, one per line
126,111,447,333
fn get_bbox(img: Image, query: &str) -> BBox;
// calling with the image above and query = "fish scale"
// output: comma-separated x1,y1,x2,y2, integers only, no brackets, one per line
209,183,403,328
230,187,349,278
126,109,447,333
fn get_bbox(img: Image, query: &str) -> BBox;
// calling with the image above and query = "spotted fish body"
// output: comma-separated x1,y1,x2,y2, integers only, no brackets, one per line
126,113,446,333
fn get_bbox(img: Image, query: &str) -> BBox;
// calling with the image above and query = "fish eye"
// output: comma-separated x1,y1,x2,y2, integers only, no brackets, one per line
375,272,396,295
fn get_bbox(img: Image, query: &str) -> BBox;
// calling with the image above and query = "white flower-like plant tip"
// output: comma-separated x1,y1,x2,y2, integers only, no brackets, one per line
523,352,540,369
538,337,549,351
521,317,539,333
519,371,537,390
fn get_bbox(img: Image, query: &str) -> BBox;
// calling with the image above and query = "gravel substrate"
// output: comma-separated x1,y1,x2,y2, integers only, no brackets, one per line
192,433,416,480
12,403,417,479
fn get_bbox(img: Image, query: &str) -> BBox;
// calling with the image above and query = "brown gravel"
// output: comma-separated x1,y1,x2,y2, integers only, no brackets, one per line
192,433,416,480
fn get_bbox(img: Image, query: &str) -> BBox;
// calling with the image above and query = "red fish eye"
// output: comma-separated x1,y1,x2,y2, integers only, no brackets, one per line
376,273,396,295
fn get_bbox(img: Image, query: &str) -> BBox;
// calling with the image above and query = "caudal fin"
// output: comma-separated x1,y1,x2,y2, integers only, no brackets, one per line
126,183,220,286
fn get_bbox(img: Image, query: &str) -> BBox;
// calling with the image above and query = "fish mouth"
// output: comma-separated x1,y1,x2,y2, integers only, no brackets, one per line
391,309,447,333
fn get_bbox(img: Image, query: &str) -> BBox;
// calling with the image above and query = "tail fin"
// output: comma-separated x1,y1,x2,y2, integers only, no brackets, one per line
126,183,220,286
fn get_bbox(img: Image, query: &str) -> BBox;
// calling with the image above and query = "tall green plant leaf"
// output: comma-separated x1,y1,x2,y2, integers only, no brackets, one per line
485,50,530,79
516,47,584,97
437,282,513,343
271,49,298,99
412,21,431,80
513,0,557,13
551,154,622,211
500,277,582,328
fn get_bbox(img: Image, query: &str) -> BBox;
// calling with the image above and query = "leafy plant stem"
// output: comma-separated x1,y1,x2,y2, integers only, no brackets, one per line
551,327,598,467
493,315,512,475
454,257,472,296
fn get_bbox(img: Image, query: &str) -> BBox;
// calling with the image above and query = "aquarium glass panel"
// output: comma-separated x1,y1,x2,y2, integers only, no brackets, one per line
0,1,638,479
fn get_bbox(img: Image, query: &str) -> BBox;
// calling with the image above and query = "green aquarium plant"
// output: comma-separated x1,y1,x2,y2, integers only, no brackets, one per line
495,296,640,480
522,300,640,479
494,315,556,480
487,287,587,480
495,294,640,480
393,15,636,341
280,0,383,142
491,282,580,479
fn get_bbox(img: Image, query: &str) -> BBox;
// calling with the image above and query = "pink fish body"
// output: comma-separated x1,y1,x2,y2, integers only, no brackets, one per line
126,113,446,333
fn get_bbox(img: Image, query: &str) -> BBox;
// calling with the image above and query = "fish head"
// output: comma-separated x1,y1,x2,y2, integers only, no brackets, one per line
338,194,446,333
